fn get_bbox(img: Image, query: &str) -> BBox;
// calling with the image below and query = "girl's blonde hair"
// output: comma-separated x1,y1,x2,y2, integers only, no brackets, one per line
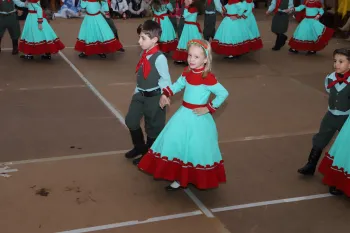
186,39,212,77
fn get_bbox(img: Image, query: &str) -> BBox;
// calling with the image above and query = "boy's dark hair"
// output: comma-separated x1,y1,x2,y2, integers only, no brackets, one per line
333,48,350,60
136,20,162,40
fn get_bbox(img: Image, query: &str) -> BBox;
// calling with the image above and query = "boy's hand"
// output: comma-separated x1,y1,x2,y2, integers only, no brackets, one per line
159,95,170,109
193,107,209,116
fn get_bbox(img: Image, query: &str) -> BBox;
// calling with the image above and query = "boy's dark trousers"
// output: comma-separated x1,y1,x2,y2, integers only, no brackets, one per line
124,90,166,165
203,13,216,40
298,112,349,175
0,12,20,54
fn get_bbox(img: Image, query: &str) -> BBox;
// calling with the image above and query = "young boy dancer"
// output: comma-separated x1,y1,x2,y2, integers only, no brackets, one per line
125,20,172,165
0,0,27,55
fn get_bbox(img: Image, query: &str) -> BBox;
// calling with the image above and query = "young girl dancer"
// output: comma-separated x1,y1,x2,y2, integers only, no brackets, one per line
318,48,350,196
211,0,260,59
286,0,334,55
138,39,229,191
172,0,202,64
151,0,178,53
75,0,123,58
242,0,263,50
18,0,65,60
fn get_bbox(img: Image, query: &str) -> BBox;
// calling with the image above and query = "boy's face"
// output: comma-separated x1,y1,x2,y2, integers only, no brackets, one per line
138,32,158,51
334,54,350,74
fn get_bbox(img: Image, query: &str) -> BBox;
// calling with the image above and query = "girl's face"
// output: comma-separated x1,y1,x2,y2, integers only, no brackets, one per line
185,0,193,6
333,54,350,74
187,45,207,70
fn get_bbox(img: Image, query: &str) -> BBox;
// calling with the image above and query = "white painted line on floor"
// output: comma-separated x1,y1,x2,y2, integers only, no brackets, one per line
57,211,203,233
58,51,127,127
16,85,86,91
1,150,127,166
218,130,316,144
57,193,333,233
1,130,318,165
211,193,333,213
184,189,215,218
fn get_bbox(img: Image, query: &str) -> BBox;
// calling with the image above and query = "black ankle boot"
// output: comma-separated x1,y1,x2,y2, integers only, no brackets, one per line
12,39,18,55
125,128,147,159
133,136,156,165
115,34,125,52
41,53,51,60
297,147,323,175
329,186,343,196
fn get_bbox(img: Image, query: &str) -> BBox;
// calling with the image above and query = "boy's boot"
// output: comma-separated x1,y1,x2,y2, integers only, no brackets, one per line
297,147,323,175
12,39,18,55
133,136,156,165
125,128,148,159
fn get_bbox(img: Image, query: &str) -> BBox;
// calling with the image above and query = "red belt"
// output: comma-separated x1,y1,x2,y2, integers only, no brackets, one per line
86,11,100,16
28,10,37,13
184,21,202,33
182,101,206,109
153,13,168,24
225,13,240,18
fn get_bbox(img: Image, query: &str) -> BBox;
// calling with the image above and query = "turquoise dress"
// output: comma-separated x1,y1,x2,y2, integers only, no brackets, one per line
242,0,263,50
211,0,258,56
319,74,350,196
138,68,229,189
288,1,334,51
74,0,123,55
152,2,178,53
172,6,202,62
18,0,65,55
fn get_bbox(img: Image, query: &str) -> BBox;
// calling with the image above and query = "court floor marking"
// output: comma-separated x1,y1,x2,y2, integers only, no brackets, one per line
57,193,333,233
58,51,127,128
2,130,316,166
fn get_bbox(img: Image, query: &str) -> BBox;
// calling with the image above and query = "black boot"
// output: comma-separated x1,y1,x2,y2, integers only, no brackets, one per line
297,147,323,175
272,34,281,51
115,33,125,52
12,39,18,55
329,186,343,196
41,53,51,60
280,34,287,48
133,136,156,165
125,128,147,159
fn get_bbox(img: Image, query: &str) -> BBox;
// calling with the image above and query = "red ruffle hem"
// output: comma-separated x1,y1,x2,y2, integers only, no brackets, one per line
18,38,65,55
159,40,178,53
318,152,350,197
74,38,123,55
172,49,188,61
288,27,334,51
211,39,261,56
138,149,227,189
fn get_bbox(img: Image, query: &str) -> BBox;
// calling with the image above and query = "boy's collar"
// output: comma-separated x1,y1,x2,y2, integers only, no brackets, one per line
145,44,158,53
